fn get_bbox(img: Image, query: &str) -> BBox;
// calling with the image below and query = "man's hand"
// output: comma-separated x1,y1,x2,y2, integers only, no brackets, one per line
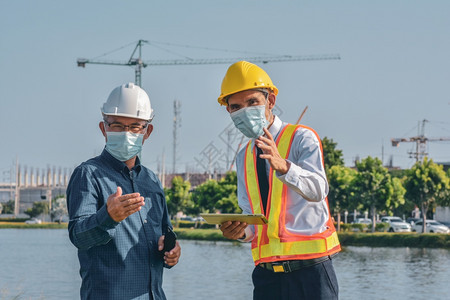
158,236,181,266
107,187,145,222
256,127,291,175
219,221,247,240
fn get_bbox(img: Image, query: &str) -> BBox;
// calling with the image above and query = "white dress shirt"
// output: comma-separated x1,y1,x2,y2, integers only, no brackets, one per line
236,116,330,242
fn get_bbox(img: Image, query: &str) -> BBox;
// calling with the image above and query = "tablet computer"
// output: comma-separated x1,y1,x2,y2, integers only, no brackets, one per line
200,213,268,225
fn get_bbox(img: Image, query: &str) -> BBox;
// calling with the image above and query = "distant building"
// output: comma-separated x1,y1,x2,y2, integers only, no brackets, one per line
0,184,66,215
0,165,71,216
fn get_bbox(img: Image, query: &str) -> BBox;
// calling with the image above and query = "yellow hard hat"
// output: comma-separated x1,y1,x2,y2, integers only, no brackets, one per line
217,61,278,106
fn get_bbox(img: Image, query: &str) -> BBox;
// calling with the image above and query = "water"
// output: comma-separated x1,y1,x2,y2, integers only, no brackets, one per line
1,229,449,300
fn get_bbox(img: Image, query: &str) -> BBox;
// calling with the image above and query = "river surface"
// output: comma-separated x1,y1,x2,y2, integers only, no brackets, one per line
0,229,449,300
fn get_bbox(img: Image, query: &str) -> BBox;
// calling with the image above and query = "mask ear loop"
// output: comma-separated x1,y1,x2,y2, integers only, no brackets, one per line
262,91,274,128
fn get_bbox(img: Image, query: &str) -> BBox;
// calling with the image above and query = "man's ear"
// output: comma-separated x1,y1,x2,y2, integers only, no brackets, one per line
99,121,107,141
268,93,276,110
143,124,154,143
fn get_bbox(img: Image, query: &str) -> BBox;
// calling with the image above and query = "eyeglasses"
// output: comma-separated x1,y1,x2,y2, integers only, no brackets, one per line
104,121,148,133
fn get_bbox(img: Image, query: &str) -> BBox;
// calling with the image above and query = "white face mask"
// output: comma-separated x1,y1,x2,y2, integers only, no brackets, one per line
230,105,268,138
105,132,144,161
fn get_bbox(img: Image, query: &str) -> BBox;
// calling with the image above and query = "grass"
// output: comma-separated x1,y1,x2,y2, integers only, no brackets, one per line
174,227,228,241
174,228,450,249
0,222,68,229
1,222,449,249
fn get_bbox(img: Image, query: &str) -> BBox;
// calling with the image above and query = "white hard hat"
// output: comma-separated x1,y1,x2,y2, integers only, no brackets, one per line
101,83,154,121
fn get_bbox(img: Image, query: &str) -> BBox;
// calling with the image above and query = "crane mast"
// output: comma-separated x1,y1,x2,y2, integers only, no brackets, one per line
391,119,450,162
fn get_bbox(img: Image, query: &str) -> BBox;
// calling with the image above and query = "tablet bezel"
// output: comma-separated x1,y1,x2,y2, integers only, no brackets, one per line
200,213,268,225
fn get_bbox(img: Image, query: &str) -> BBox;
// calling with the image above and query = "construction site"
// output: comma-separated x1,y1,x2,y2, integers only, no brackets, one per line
1,40,449,217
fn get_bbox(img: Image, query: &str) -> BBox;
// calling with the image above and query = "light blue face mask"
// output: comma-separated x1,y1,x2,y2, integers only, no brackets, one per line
105,131,144,161
230,105,268,139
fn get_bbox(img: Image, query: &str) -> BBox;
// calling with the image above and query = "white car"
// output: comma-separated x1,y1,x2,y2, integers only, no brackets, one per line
353,218,372,225
25,218,42,224
413,220,450,233
380,216,411,232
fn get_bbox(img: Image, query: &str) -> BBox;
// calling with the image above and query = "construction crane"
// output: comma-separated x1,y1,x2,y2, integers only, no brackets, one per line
391,119,450,162
77,39,340,87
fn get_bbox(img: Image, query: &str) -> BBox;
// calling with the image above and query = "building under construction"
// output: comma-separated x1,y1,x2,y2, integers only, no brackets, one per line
0,165,70,216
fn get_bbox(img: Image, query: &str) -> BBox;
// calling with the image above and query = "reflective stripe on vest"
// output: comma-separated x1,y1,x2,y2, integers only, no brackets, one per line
244,124,341,264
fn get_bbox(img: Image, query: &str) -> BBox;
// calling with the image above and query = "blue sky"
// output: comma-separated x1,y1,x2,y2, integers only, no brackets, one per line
1,0,450,179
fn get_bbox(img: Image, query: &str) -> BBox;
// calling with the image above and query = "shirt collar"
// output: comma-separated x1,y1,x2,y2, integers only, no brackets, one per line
251,115,282,151
100,148,142,173
269,115,282,140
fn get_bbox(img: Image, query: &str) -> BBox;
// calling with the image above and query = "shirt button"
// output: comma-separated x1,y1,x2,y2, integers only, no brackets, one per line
144,219,148,223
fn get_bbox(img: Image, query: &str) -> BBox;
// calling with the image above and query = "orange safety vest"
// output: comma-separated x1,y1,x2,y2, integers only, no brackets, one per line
244,124,341,265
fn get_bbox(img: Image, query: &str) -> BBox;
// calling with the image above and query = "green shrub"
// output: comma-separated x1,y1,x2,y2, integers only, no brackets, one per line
376,222,389,232
0,218,29,223
350,223,367,232
337,232,450,248
174,228,227,241
338,223,352,232
173,220,216,229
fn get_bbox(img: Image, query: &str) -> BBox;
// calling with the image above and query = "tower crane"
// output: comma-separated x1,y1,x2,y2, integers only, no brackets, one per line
391,119,450,162
77,39,340,87
78,40,340,174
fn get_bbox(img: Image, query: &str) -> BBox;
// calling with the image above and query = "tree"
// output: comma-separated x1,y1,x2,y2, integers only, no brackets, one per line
351,157,400,232
327,165,357,231
389,177,407,215
164,176,192,217
191,180,222,214
191,172,240,214
1,200,15,214
215,172,240,213
25,201,49,219
51,196,68,223
321,137,344,171
440,168,450,207
404,157,449,233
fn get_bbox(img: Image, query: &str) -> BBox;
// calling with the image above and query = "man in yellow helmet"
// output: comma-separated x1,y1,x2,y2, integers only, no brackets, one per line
218,61,340,299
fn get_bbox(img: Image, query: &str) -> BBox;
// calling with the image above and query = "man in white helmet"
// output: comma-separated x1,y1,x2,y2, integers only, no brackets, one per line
67,83,181,300
217,62,340,300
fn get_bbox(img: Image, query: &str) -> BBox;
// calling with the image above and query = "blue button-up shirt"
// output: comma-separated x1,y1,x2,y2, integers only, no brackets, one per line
67,149,171,300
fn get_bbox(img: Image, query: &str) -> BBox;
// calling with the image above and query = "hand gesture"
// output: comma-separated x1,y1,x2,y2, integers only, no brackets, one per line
107,187,145,222
255,127,291,175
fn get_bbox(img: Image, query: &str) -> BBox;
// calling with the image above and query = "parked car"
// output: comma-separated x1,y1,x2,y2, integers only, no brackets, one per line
380,216,411,232
413,220,450,233
406,217,421,226
352,218,372,225
25,218,42,224
193,216,205,222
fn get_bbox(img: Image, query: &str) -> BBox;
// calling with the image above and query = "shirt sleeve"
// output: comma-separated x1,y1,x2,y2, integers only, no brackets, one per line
67,165,120,250
276,128,329,202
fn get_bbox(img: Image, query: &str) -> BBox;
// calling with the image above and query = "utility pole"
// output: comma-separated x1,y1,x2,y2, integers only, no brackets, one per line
14,157,19,216
161,151,166,188
173,100,181,174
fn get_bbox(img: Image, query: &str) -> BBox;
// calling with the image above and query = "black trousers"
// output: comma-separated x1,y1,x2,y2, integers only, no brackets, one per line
252,259,339,300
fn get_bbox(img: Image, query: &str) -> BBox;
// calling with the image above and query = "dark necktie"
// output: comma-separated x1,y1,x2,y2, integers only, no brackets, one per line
256,146,269,213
